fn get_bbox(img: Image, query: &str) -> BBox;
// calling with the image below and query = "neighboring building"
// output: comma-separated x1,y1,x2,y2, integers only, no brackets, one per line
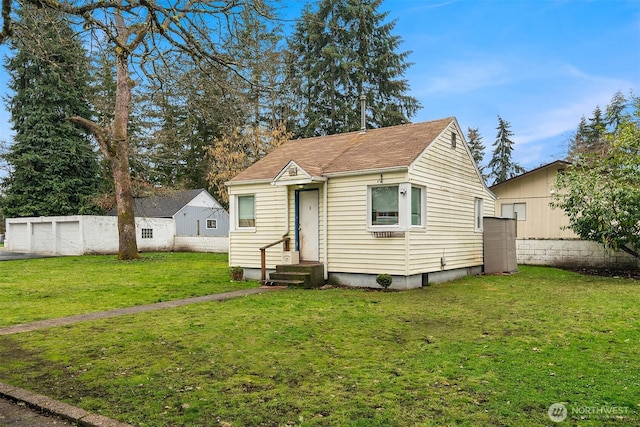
5,189,229,255
226,117,496,289
125,189,229,252
490,161,638,268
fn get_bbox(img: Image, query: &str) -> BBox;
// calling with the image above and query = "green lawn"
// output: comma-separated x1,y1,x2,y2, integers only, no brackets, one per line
0,252,254,327
0,258,638,426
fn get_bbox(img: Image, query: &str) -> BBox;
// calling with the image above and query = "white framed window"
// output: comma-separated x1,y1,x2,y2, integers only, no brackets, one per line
237,195,256,228
411,185,425,226
371,185,399,226
451,132,457,149
368,183,425,230
474,198,483,232
141,228,153,239
206,219,217,229
501,202,526,221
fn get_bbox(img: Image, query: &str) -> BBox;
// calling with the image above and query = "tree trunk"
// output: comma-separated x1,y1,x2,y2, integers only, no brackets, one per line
112,14,139,260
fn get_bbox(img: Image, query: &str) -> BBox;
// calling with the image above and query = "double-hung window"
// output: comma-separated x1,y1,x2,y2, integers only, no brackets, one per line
501,202,526,221
237,195,256,228
369,184,425,230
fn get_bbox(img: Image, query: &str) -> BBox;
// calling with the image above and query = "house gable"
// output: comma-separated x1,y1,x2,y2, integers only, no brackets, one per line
272,160,317,186
410,118,495,200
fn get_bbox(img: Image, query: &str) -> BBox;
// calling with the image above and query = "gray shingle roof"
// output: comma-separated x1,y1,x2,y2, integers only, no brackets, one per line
109,189,206,218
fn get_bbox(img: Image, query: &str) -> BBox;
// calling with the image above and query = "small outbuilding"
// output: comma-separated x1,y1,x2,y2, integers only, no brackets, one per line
5,189,229,255
226,117,496,289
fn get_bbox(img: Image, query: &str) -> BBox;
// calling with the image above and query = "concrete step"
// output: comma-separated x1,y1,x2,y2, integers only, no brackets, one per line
265,279,305,287
272,263,324,288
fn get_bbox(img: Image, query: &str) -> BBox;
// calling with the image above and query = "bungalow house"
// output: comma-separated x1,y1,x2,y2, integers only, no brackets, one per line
490,161,638,268
226,117,496,289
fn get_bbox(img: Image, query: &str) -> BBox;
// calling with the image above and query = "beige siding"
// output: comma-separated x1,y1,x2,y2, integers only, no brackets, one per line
229,121,495,278
327,171,408,275
407,123,494,274
228,183,288,268
492,164,575,238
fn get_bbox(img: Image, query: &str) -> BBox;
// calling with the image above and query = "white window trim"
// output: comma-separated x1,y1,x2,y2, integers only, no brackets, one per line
231,194,256,232
410,184,426,229
474,198,484,232
367,183,426,232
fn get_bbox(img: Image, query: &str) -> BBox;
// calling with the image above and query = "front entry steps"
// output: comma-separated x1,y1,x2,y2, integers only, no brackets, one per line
265,262,324,288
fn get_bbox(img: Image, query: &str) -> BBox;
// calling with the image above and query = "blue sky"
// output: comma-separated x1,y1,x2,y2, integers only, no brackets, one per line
379,0,640,170
0,0,638,174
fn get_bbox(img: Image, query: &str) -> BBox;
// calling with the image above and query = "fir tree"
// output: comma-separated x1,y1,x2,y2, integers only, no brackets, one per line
466,127,486,177
286,0,421,137
488,116,524,186
1,4,104,217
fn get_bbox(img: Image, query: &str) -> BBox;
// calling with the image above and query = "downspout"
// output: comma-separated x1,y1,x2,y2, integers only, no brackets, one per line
324,178,329,281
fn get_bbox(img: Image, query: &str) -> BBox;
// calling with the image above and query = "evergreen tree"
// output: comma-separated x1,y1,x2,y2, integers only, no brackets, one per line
466,127,486,177
567,115,589,161
568,92,632,161
1,4,104,217
585,105,607,153
487,116,524,186
286,0,421,137
605,91,628,133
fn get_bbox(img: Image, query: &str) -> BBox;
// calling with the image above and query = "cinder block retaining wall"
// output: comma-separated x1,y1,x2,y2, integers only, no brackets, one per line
516,239,639,269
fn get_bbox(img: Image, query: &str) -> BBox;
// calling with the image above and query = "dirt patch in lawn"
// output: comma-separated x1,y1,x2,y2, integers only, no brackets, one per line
566,267,640,280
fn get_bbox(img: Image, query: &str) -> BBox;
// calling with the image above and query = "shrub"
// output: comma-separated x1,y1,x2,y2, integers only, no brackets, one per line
376,274,393,290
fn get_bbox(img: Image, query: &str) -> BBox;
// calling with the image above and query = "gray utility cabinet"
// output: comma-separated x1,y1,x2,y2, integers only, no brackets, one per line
483,217,518,274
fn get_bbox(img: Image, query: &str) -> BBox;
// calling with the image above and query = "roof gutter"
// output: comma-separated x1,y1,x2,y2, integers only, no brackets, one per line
324,166,408,179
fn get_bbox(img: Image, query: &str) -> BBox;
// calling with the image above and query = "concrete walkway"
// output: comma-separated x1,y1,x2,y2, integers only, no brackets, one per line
0,286,286,426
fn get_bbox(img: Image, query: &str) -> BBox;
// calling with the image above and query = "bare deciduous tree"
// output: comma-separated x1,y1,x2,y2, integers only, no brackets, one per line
0,0,273,259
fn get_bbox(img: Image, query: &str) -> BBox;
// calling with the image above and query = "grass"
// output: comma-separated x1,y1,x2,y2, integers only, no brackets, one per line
0,252,254,327
0,259,638,426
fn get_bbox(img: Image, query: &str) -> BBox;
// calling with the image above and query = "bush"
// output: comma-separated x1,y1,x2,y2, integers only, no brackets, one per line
376,274,393,290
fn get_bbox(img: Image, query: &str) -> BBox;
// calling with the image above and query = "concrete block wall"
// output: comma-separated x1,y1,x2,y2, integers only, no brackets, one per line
516,239,639,269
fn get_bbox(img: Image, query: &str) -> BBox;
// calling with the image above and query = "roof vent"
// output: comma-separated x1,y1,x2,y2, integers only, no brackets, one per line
360,93,366,133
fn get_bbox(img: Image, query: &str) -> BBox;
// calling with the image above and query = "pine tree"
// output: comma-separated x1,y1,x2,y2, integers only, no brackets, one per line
466,127,486,177
286,0,421,137
487,116,524,186
1,4,104,217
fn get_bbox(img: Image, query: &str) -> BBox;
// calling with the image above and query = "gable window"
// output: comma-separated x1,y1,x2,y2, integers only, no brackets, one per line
141,228,153,239
501,202,526,221
369,184,425,230
237,195,256,228
451,132,457,149
474,198,484,231
206,219,217,229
